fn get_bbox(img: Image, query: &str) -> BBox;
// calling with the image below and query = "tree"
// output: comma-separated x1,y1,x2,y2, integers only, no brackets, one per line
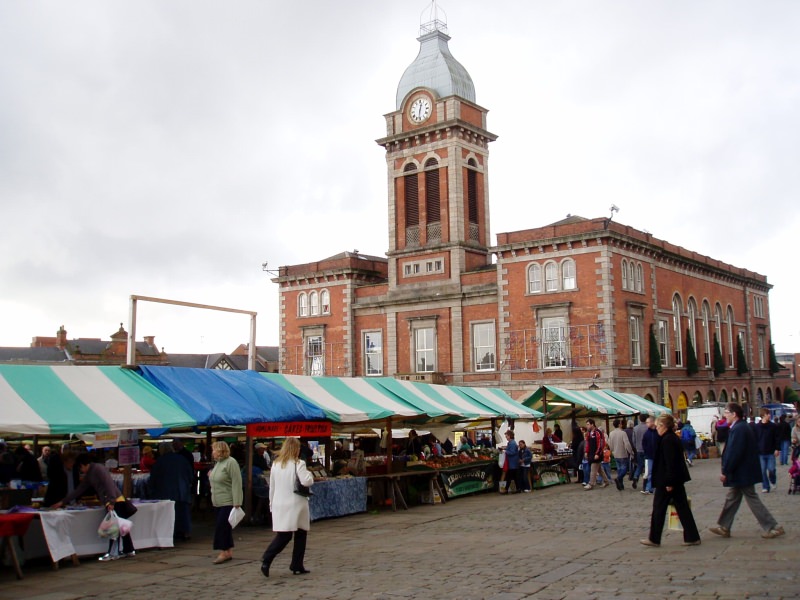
768,341,782,375
649,324,662,376
736,336,748,375
784,386,799,408
686,329,698,375
712,333,726,377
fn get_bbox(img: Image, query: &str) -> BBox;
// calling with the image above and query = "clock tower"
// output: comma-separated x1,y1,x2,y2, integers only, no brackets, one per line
377,14,497,296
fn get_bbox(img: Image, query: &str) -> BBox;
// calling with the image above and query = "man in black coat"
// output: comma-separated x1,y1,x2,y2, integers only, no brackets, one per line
709,403,785,539
641,414,701,547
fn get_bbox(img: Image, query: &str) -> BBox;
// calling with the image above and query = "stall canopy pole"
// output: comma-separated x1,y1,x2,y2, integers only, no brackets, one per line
244,433,253,523
385,417,392,475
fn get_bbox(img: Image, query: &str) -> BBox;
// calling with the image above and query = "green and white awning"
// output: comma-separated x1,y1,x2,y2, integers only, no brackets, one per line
522,385,669,419
261,374,541,425
0,365,197,435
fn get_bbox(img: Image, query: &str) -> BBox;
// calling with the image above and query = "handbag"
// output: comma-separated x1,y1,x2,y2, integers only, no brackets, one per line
294,462,313,497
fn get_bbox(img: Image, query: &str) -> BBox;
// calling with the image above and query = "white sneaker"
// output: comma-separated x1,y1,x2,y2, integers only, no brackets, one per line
98,553,119,562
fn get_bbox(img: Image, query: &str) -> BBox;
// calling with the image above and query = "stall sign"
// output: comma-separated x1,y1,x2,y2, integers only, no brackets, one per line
438,462,495,498
533,463,568,489
246,421,332,437
93,432,120,449
118,445,140,467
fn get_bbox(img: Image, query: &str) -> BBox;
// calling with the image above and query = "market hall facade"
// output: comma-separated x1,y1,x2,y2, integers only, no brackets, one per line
271,16,785,418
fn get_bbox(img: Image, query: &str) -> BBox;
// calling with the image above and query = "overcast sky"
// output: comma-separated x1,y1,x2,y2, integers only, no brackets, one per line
2,1,799,355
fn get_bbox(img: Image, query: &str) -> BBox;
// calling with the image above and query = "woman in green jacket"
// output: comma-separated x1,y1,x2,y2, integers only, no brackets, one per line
209,441,242,564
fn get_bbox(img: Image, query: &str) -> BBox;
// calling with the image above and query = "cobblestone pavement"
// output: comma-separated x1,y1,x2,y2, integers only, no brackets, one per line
2,458,797,600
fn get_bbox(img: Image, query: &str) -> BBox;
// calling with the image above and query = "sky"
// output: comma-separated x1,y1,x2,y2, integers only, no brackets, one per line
1,1,799,355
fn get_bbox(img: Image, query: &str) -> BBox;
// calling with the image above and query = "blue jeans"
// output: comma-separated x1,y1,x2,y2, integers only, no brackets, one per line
644,458,654,492
759,454,776,491
582,459,590,484
779,440,790,465
601,463,612,482
633,451,644,480
615,457,629,480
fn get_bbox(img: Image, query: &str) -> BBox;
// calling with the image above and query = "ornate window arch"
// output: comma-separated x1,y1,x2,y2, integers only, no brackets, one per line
298,293,308,317
672,294,684,366
561,258,576,290
621,259,628,290
687,297,698,352
309,291,319,316
544,261,558,292
635,263,643,292
528,263,542,294
320,289,330,315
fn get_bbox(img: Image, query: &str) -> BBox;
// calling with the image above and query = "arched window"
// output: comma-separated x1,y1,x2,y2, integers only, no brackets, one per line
628,262,635,291
621,259,628,290
298,293,308,317
561,259,576,290
528,263,542,293
403,163,419,247
687,297,698,353
702,301,711,368
672,295,683,366
466,158,479,242
320,290,330,314
726,306,735,367
424,158,441,243
309,291,319,316
545,262,558,292
635,263,643,292
714,303,723,361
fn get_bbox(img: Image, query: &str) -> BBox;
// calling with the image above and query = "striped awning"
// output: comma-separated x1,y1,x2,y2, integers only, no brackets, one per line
262,374,541,425
0,365,197,435
602,390,671,416
523,385,670,419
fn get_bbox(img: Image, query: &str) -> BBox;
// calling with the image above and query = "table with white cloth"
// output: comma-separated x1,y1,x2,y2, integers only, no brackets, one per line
20,500,175,563
309,477,367,521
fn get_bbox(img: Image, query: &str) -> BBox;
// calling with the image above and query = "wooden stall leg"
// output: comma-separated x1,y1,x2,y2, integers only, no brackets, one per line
392,479,408,510
4,537,23,580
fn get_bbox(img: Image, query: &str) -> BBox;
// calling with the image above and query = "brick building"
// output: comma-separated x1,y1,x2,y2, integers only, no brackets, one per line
273,16,785,417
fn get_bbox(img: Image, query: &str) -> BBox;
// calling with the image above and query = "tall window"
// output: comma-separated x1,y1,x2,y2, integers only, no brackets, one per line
702,301,711,368
415,327,436,373
562,259,576,290
424,158,441,244
628,262,635,291
309,291,319,316
404,164,419,246
714,304,723,360
635,264,643,292
687,298,698,353
306,335,324,376
726,306,735,367
298,293,308,317
629,315,642,366
621,259,628,290
545,262,558,292
758,332,766,369
541,317,567,368
466,159,479,242
320,290,330,314
472,322,496,372
528,263,542,293
753,295,764,318
658,319,669,367
364,331,382,376
673,295,683,366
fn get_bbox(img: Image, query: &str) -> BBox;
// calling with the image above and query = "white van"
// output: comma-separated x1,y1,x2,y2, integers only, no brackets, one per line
686,404,727,439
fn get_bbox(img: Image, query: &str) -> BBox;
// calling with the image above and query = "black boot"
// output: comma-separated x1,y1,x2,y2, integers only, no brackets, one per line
632,478,638,489
615,477,624,490
289,529,309,575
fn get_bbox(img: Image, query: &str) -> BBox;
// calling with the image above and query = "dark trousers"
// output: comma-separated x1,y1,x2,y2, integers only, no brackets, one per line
649,483,700,544
262,529,308,571
213,506,234,551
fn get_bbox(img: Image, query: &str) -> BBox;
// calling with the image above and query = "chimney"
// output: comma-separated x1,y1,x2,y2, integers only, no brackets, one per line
56,325,67,349
144,336,156,348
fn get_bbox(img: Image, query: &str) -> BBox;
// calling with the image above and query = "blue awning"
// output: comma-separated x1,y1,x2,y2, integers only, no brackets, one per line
137,366,326,426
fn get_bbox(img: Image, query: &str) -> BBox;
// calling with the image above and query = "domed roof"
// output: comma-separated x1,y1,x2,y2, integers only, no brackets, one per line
396,26,475,110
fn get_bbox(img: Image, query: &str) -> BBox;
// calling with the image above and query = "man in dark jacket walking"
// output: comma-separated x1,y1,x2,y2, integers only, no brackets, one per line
754,409,780,492
709,403,785,539
641,417,658,494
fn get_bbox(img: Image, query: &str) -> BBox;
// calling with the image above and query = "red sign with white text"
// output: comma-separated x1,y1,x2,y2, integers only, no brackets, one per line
246,421,331,437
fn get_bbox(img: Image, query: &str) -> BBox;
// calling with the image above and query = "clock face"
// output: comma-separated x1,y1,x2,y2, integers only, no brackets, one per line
409,97,432,123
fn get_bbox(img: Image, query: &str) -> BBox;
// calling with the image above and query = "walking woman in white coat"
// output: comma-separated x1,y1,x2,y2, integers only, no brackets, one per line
261,437,314,577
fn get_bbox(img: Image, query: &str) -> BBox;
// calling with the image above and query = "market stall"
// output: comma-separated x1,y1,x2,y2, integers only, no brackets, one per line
17,500,175,563
309,477,367,521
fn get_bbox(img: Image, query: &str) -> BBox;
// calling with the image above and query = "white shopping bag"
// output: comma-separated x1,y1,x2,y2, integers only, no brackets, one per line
228,507,246,529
